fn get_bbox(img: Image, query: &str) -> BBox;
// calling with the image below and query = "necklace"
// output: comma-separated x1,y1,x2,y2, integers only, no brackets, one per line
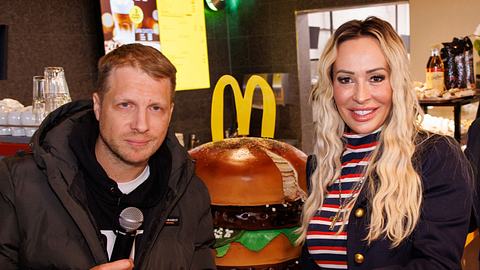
328,176,365,231
328,130,378,231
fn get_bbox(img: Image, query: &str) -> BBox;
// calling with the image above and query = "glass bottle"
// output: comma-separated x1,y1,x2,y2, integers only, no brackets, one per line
425,48,445,92
44,67,72,114
188,133,200,150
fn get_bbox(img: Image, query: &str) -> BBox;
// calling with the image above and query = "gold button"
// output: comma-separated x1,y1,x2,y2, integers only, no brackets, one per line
354,253,365,264
354,207,365,218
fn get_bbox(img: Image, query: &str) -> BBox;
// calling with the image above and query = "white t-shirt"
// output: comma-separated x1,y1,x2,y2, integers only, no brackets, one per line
117,165,150,194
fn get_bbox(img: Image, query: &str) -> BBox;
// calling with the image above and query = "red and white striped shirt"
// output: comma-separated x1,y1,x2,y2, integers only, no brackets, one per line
306,129,380,269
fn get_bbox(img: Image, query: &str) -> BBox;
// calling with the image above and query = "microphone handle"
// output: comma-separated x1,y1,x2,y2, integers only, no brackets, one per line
110,230,136,261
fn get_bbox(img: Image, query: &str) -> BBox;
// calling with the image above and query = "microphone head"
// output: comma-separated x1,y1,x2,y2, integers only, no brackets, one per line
118,207,144,233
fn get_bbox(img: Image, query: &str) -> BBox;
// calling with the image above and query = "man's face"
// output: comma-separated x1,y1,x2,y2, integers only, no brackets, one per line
93,66,174,168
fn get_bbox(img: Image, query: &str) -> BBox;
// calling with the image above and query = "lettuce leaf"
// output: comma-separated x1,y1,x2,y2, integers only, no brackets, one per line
214,227,299,257
215,243,231,257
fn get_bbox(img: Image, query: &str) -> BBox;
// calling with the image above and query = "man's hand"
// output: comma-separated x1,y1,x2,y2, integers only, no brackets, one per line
90,259,134,270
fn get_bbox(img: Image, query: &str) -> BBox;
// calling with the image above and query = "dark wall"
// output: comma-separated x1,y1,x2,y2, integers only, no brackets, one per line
0,0,396,148
0,0,103,103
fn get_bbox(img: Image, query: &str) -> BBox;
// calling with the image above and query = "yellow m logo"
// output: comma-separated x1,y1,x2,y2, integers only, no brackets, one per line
211,75,276,141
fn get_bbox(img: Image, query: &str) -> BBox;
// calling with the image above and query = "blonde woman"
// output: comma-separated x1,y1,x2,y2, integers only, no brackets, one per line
298,17,472,269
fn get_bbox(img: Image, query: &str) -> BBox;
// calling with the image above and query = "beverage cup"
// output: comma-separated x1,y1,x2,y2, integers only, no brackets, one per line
7,110,21,126
0,110,10,135
110,0,135,44
44,67,71,114
21,107,36,127
24,127,37,137
0,110,7,125
11,127,25,137
8,110,24,136
33,75,46,123
0,126,11,135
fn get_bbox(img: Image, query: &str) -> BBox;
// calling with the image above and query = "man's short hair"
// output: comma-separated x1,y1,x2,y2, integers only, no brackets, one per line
96,44,177,102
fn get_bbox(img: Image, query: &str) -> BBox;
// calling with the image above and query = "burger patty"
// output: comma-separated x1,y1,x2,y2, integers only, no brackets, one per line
212,199,303,230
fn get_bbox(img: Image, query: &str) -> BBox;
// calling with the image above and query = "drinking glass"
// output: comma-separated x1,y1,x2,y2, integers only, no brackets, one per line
110,0,135,44
32,75,46,124
44,67,71,114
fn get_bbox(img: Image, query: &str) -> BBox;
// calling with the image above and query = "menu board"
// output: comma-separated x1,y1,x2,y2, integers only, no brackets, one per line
156,0,210,91
99,0,210,91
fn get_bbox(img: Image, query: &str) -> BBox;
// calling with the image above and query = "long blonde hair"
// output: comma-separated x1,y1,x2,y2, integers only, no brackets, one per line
297,16,424,247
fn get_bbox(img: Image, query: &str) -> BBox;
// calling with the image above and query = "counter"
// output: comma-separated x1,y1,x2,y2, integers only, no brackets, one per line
0,135,31,157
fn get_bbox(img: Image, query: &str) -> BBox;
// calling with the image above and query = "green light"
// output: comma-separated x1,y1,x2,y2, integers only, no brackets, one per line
228,0,239,11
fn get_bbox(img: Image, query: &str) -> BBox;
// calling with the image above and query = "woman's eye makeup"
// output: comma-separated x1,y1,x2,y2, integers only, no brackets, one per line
370,75,386,82
334,72,387,84
337,76,353,84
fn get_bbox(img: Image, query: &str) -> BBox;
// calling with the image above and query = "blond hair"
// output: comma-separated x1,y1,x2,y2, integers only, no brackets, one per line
297,16,424,247
96,43,177,101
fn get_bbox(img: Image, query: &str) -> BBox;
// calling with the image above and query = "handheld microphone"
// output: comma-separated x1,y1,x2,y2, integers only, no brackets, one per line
110,207,144,261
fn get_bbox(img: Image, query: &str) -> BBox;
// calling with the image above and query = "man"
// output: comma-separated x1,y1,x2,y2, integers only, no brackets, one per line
0,44,215,269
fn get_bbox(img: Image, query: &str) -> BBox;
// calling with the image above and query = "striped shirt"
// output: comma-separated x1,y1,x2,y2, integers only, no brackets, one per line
306,128,381,269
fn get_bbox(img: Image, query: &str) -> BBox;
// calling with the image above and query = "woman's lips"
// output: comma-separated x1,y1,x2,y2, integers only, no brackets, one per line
350,108,377,122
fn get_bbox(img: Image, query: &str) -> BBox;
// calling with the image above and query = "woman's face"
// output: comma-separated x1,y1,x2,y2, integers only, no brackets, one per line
332,36,392,134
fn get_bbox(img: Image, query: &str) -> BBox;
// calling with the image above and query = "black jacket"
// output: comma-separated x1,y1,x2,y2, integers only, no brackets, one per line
0,100,216,269
465,118,480,231
301,134,472,269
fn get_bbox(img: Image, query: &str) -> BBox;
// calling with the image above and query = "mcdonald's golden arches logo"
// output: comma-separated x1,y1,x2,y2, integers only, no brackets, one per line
211,75,276,141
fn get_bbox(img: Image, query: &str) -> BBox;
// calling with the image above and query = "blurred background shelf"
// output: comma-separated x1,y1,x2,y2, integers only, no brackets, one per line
419,92,480,143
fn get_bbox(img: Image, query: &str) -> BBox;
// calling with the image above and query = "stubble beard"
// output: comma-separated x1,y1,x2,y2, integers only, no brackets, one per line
98,131,153,167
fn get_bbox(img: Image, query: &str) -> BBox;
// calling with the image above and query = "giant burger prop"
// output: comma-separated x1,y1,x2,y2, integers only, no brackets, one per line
189,137,307,269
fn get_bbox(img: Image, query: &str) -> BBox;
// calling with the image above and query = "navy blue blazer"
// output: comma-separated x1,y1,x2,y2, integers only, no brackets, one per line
301,134,472,269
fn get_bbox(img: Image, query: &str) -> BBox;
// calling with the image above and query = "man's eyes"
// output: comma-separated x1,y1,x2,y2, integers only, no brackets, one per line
118,102,131,108
151,105,162,112
116,103,165,112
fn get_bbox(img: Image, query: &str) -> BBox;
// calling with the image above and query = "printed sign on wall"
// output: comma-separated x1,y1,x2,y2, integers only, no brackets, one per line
99,0,210,91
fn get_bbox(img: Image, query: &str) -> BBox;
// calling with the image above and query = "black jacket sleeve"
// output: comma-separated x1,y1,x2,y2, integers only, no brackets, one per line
0,160,19,270
464,118,480,231
189,176,216,269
